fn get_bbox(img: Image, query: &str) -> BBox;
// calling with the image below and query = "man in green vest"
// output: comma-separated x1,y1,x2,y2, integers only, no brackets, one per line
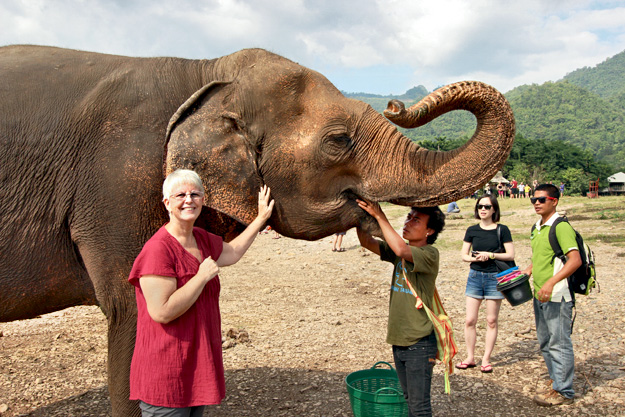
522,184,581,406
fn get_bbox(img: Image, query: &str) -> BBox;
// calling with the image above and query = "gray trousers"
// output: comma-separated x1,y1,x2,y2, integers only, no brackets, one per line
140,401,206,417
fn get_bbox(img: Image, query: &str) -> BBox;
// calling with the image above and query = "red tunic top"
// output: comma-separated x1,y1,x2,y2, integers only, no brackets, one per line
128,225,225,407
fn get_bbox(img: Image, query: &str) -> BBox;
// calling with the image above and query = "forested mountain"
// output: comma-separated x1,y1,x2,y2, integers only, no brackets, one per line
563,50,625,101
344,49,625,189
506,81,625,169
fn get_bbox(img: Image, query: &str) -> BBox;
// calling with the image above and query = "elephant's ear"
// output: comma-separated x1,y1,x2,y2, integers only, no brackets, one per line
162,80,232,176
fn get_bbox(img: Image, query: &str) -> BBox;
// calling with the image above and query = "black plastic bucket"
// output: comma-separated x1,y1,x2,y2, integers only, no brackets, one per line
497,273,532,306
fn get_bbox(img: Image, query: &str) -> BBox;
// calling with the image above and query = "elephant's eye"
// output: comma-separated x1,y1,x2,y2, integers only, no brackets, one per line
326,134,353,149
222,117,239,132
322,134,354,161
221,113,245,133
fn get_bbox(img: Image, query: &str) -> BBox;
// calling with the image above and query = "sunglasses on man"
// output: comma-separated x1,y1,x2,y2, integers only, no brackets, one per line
530,196,557,204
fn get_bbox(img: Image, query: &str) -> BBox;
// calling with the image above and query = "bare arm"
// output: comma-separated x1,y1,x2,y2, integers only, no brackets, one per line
493,241,515,261
463,241,515,263
217,185,275,267
139,256,219,324
357,199,413,262
356,227,381,256
461,241,477,262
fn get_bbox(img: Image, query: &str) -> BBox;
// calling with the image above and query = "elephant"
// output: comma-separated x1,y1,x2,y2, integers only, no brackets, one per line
0,45,514,416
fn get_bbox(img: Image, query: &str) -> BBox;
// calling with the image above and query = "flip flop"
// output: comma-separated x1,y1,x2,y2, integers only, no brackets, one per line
455,362,476,370
481,364,493,373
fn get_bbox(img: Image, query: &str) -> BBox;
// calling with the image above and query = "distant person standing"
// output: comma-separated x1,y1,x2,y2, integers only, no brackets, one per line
524,184,531,199
497,182,505,198
332,232,346,252
510,179,518,199
532,179,539,197
559,182,565,197
519,183,526,198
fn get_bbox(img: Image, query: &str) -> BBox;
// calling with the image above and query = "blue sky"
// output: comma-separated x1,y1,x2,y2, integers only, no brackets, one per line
2,0,624,95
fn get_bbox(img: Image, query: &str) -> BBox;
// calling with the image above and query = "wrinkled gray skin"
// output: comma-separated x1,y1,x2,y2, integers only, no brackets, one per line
0,45,514,416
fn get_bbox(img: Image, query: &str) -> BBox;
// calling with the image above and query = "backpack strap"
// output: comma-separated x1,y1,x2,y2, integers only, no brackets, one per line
547,217,575,299
548,216,567,264
547,216,577,329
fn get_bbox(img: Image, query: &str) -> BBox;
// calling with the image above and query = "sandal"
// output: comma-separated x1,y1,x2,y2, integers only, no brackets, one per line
480,364,493,373
455,362,476,370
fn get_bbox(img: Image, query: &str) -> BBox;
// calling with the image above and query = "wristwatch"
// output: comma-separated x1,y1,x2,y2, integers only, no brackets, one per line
489,252,495,259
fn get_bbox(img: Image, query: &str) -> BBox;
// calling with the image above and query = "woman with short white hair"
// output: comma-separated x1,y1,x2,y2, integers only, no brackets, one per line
128,169,274,416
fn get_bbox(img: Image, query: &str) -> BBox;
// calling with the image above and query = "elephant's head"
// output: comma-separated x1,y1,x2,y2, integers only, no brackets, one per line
165,49,515,240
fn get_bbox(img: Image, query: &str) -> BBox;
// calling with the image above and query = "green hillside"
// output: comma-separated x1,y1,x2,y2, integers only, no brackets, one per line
563,50,625,101
505,81,625,169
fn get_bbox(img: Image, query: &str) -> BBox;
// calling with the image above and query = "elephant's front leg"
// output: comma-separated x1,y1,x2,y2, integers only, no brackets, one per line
77,242,142,417
107,304,140,417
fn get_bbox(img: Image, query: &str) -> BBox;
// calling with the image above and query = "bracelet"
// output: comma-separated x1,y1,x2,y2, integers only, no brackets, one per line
489,252,495,259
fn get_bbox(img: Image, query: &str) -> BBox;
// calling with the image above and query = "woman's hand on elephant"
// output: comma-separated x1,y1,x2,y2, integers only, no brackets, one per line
257,185,275,222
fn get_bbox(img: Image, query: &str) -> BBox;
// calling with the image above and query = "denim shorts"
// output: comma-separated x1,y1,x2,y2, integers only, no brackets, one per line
465,269,504,300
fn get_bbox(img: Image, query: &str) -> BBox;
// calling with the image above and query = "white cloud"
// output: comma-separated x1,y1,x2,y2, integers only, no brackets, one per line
0,0,623,94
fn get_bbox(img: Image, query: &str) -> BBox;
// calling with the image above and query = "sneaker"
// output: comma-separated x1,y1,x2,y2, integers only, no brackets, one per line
535,378,553,395
533,389,574,406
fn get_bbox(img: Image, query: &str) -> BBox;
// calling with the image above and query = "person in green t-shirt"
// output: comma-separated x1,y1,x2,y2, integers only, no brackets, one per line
356,200,445,417
521,184,581,407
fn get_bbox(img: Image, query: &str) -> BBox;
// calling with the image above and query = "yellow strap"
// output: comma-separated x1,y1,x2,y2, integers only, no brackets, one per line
402,265,458,394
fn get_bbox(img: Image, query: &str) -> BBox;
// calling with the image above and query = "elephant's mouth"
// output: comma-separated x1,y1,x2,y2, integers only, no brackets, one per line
339,188,388,236
196,205,247,242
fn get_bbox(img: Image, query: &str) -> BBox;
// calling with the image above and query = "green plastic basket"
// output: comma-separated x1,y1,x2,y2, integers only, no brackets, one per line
345,361,408,417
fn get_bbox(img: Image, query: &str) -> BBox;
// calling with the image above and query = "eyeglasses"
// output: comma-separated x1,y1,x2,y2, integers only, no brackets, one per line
170,191,204,201
530,196,556,204
477,204,492,210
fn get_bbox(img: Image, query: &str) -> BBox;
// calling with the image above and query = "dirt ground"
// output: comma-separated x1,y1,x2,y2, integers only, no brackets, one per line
1,197,624,417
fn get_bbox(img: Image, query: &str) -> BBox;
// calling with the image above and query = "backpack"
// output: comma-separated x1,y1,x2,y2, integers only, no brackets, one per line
532,216,598,301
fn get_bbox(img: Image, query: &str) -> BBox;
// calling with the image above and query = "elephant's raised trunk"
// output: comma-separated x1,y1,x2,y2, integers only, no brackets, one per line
381,81,515,206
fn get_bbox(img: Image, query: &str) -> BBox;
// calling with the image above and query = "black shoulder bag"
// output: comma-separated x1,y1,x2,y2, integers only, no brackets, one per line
494,224,516,272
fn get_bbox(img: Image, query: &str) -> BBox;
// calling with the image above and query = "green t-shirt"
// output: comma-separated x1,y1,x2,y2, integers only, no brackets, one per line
530,213,578,301
380,241,439,346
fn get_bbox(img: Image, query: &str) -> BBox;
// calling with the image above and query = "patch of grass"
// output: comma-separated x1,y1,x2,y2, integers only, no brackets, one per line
596,211,625,220
587,234,625,243
566,215,593,221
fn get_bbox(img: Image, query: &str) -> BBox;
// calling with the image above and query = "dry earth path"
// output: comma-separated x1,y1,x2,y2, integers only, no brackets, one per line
1,197,624,416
